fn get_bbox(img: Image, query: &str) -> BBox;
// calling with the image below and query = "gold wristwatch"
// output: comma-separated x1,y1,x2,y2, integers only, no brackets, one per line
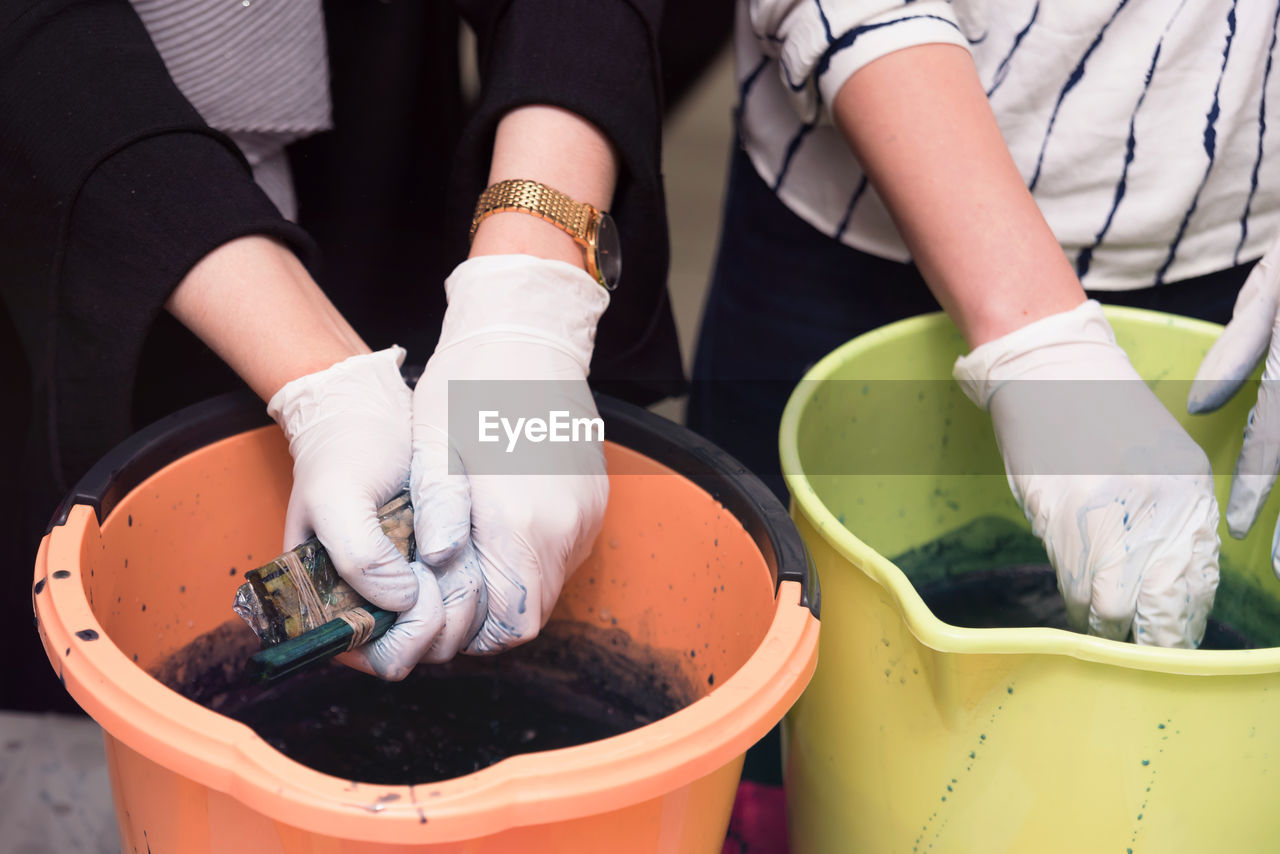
470,179,621,290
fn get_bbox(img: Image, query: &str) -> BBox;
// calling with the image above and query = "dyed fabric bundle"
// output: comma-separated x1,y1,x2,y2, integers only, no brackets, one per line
233,491,413,648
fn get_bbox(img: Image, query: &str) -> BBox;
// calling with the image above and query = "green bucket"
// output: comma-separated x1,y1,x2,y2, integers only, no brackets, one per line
779,307,1280,853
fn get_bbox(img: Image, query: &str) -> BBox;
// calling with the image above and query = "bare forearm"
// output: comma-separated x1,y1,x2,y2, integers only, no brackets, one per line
832,44,1084,347
469,104,619,269
165,235,369,401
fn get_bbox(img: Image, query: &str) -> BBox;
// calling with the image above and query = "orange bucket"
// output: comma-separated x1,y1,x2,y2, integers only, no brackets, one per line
32,393,819,852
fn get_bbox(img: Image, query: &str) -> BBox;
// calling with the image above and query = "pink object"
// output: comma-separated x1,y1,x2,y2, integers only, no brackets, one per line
722,782,790,854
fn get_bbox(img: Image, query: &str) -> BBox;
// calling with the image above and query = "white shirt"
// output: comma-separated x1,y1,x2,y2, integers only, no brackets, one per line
738,0,1280,289
131,0,333,219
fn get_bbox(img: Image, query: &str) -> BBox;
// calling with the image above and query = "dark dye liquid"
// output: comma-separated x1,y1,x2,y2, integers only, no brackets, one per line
916,564,1252,649
153,620,694,785
891,515,1280,649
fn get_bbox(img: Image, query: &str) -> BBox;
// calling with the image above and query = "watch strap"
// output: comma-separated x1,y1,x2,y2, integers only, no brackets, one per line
470,179,594,243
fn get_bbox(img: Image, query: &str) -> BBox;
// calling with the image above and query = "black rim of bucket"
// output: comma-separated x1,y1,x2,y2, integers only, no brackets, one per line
48,390,820,618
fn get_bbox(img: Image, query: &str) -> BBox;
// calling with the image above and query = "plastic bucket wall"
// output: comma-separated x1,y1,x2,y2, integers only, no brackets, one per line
779,308,1280,853
34,394,820,852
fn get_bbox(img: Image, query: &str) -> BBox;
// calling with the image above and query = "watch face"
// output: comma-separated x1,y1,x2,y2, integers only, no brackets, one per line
594,212,622,290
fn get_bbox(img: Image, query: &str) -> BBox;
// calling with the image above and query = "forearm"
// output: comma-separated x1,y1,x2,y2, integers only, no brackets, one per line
468,104,619,271
832,43,1084,347
165,235,370,401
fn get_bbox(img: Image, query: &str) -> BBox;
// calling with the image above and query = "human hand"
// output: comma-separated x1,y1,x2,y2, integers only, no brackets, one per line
1189,235,1280,571
345,255,610,679
954,300,1220,648
268,347,419,616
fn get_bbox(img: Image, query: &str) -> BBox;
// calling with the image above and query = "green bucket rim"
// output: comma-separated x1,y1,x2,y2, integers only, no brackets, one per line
779,305,1280,676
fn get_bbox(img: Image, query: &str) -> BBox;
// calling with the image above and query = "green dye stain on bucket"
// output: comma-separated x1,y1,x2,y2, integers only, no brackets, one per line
891,516,1280,648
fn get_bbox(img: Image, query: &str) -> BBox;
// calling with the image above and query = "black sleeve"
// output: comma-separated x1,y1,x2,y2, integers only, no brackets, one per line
0,0,312,317
0,0,314,492
0,1,323,715
452,0,686,401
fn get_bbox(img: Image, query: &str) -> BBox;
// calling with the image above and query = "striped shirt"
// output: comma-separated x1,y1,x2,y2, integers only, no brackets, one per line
131,0,332,219
738,0,1280,290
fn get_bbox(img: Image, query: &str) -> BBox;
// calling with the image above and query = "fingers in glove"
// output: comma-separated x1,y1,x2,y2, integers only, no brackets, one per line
411,428,473,565
1080,493,1147,642
1032,479,1116,636
1191,244,1280,537
418,542,488,663
340,561,444,681
1188,247,1280,414
281,485,314,552
462,531,544,656
1226,303,1280,537
1226,366,1280,538
1054,534,1094,638
308,491,419,612
1086,559,1144,643
1271,515,1280,580
1131,495,1219,648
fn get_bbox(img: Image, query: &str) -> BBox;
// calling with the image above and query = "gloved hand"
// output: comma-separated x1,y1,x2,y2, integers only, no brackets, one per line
954,300,1220,648
347,254,610,679
268,347,420,615
1188,234,1280,571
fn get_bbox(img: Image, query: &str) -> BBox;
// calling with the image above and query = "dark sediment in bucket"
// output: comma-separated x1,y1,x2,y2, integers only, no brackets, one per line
916,564,1253,649
151,619,696,785
891,515,1280,649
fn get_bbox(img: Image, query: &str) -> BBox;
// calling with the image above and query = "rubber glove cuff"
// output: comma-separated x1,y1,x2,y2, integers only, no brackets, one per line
267,346,408,433
953,300,1115,409
439,255,609,374
1187,235,1280,414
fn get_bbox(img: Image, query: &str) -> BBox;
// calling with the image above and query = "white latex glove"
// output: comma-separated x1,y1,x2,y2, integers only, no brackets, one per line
347,255,610,679
954,300,1220,648
1188,235,1280,571
268,347,420,614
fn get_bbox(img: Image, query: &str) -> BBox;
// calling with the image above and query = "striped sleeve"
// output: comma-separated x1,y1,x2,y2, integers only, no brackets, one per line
747,0,969,121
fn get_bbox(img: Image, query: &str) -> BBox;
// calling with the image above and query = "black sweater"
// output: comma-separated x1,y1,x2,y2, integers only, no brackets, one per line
0,0,684,710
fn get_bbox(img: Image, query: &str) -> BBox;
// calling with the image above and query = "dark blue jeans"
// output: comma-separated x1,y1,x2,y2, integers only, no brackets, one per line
690,144,1250,506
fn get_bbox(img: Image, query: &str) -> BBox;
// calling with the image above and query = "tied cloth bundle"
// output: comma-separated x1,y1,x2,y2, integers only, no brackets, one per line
232,491,412,681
